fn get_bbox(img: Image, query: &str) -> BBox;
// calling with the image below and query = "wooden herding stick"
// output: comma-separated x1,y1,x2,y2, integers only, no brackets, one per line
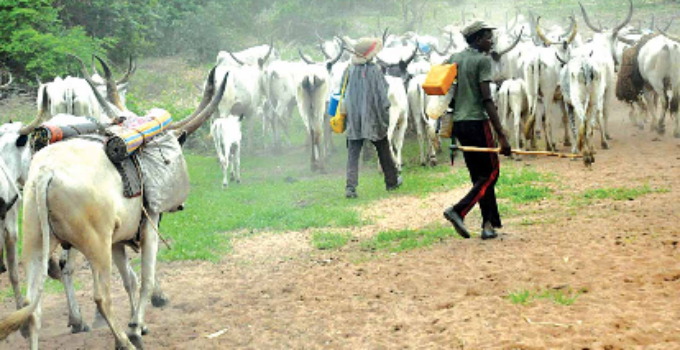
449,144,583,159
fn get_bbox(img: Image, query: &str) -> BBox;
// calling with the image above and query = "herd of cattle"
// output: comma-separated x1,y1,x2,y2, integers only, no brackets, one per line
0,0,678,348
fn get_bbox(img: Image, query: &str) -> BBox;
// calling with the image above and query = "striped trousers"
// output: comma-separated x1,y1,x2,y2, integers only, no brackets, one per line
452,120,502,229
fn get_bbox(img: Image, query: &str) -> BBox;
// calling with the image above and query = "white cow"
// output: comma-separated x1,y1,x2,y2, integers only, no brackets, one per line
295,63,330,172
261,60,306,148
637,32,680,137
385,76,409,171
0,118,36,314
407,74,439,166
0,67,228,350
560,55,607,165
498,79,530,158
211,115,243,188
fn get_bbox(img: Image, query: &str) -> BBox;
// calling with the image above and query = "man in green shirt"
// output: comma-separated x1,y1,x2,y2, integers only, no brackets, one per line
443,21,512,240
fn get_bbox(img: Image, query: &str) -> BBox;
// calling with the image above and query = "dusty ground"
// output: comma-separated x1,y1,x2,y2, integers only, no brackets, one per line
1,102,679,349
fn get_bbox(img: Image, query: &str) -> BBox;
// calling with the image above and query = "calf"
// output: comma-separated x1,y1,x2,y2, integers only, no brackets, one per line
385,76,409,171
498,79,530,159
211,115,243,188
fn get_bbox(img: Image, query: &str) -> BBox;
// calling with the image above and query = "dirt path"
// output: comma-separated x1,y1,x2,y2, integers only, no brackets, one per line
2,103,680,349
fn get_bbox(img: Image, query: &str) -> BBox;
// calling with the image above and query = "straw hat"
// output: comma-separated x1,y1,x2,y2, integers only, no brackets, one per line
348,36,383,64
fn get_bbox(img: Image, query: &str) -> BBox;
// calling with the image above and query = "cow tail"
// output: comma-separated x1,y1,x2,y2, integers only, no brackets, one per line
0,172,53,340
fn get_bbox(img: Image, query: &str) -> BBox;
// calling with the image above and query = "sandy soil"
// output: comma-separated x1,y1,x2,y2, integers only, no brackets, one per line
1,101,679,349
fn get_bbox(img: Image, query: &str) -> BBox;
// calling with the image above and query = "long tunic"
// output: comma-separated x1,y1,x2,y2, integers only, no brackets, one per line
342,63,391,141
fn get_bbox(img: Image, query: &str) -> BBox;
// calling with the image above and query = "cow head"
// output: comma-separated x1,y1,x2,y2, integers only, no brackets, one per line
579,0,633,61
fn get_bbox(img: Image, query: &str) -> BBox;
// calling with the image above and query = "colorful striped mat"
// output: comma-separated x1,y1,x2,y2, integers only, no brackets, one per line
105,111,172,163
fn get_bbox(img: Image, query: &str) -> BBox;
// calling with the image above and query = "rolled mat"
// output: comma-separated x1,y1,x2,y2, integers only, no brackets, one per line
105,111,172,163
32,120,103,153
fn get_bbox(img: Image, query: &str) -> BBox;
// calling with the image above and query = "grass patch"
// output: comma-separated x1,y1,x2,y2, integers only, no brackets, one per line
497,166,553,204
311,232,352,250
507,288,583,306
582,185,669,202
360,224,459,253
0,278,79,301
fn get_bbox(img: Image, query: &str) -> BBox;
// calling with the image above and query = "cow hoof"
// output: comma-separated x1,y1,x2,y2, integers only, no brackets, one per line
151,294,169,308
70,322,91,334
141,326,149,336
563,141,571,147
222,183,229,189
606,134,613,141
657,126,666,135
0,263,6,275
128,333,144,350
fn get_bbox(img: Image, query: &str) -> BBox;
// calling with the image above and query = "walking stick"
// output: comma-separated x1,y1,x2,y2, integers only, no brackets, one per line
449,144,583,159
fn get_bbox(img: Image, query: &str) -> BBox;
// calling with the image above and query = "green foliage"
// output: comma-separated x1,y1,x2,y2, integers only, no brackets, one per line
0,0,105,79
311,232,352,250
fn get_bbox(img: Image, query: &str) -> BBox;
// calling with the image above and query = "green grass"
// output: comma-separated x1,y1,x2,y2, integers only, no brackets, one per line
311,232,352,250
360,224,460,253
507,288,582,306
497,167,553,204
582,185,669,202
0,278,80,301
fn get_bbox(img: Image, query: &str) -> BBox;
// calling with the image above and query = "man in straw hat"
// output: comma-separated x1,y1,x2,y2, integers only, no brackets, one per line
340,36,402,198
443,20,512,240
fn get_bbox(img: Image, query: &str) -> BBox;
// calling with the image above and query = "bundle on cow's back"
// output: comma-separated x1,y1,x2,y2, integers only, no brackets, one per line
616,34,658,103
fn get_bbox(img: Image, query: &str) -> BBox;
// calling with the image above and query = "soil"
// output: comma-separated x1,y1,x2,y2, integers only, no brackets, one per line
1,101,679,349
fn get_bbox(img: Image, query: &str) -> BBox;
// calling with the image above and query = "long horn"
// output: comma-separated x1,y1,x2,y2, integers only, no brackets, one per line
298,49,316,64
261,40,274,65
404,42,419,65
382,27,389,45
498,28,524,56
116,56,136,85
657,26,680,44
0,72,13,89
228,51,245,66
69,54,119,120
536,17,554,46
566,16,578,44
328,41,345,66
318,42,332,60
612,0,634,36
181,72,229,136
19,85,50,135
167,67,218,131
663,17,675,32
94,55,126,111
433,32,454,55
578,2,603,33
555,53,568,65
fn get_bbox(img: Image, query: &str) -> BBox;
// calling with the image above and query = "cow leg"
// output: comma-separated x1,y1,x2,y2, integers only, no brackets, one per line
58,249,91,333
671,90,680,138
4,225,23,310
151,276,169,308
655,82,670,135
542,101,556,152
233,143,241,183
128,212,160,348
112,244,139,320
597,108,610,150
513,109,523,161
0,244,5,274
566,104,579,155
560,103,571,147
89,247,135,349
394,116,408,172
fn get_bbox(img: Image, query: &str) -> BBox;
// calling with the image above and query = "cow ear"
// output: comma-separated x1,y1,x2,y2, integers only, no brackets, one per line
16,134,28,147
326,62,333,72
177,130,188,146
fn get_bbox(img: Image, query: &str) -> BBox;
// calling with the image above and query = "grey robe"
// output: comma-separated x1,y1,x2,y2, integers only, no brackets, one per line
342,63,391,141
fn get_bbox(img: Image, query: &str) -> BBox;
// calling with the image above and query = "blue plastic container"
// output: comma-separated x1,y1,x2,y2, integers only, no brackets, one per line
328,93,341,116
419,42,431,54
